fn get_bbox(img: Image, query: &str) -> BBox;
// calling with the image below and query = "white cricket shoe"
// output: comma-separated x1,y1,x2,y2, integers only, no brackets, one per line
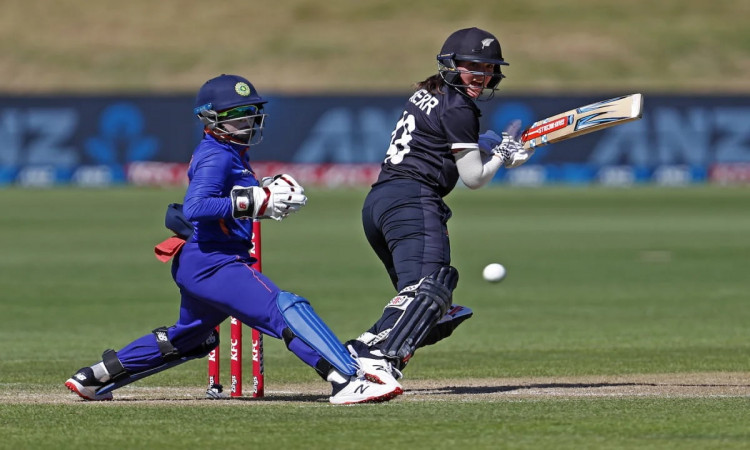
356,348,404,387
328,369,403,405
65,367,113,401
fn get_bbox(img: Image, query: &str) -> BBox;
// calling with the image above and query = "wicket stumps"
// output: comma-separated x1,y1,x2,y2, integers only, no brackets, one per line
207,219,265,398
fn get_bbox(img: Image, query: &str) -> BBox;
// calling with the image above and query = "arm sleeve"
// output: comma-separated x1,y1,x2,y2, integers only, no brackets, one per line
183,150,233,220
454,147,505,189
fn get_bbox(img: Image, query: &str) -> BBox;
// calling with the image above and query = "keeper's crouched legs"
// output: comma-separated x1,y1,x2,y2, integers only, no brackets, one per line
64,326,220,400
99,326,220,395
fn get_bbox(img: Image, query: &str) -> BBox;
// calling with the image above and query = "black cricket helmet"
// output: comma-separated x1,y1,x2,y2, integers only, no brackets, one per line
437,27,509,100
193,74,268,147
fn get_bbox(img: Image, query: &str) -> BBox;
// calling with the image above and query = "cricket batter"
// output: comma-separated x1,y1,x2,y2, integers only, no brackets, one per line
65,74,402,405
348,28,535,377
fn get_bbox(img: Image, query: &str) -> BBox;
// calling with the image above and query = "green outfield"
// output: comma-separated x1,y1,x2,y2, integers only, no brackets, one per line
1,186,748,449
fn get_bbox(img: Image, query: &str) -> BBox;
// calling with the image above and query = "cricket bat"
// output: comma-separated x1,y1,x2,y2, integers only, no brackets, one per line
520,93,643,149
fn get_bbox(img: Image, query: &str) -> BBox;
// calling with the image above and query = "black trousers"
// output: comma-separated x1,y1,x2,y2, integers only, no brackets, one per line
362,180,452,292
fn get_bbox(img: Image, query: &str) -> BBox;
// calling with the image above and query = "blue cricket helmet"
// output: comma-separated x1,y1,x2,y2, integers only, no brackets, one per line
193,74,267,114
194,74,269,147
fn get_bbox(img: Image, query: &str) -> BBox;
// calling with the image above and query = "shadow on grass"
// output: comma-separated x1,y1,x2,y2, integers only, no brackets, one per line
407,380,750,396
409,382,653,395
110,393,328,403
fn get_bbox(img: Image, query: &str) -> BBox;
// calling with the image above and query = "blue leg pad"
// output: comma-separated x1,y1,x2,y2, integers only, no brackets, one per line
276,291,356,377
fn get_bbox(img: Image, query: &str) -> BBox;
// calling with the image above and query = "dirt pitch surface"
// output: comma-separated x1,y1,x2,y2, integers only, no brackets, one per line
3,372,748,405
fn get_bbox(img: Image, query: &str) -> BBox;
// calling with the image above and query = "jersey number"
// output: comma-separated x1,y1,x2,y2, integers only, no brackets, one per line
384,111,415,165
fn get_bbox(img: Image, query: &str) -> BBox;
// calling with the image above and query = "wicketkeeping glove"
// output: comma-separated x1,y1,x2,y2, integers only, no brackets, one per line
260,173,304,190
478,130,535,169
230,180,307,221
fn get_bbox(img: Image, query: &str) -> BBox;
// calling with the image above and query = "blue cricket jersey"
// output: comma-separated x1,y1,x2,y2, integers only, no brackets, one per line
373,85,481,197
182,134,259,244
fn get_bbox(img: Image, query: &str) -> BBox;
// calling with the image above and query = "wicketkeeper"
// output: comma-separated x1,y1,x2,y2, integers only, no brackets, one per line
65,74,402,405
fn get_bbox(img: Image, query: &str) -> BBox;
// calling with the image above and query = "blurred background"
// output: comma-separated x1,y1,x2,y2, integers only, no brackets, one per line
1,0,749,187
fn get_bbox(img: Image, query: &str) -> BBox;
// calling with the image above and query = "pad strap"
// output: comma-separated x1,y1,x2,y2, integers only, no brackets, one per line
152,327,181,362
102,349,128,382
281,327,296,349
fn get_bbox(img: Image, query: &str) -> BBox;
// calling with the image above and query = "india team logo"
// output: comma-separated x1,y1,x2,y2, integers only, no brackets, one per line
235,82,251,96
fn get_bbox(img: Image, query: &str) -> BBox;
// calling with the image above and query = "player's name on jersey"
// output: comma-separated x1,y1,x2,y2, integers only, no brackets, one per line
408,89,440,115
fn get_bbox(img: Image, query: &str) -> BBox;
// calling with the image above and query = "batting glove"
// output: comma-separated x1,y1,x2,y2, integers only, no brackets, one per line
479,130,535,169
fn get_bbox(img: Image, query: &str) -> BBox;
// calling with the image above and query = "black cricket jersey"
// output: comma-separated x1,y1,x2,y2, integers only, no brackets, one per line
373,85,480,197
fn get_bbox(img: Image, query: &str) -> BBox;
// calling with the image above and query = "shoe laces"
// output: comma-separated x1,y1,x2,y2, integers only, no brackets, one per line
350,344,404,380
390,363,403,380
368,348,403,379
346,344,367,380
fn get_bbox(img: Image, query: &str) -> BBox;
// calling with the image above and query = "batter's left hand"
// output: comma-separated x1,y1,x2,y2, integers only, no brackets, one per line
479,130,535,169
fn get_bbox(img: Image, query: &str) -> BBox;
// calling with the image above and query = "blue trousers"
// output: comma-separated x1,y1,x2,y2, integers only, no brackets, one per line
116,241,321,373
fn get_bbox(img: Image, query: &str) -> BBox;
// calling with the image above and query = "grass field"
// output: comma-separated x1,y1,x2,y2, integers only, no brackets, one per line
0,186,748,448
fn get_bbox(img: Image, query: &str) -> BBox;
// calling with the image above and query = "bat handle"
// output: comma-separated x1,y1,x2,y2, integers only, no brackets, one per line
504,119,523,139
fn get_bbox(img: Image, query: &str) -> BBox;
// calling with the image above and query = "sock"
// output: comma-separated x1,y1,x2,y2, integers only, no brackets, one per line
327,369,348,385
91,362,111,383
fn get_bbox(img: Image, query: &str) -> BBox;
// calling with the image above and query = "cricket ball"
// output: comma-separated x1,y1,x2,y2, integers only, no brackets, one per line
482,263,506,283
